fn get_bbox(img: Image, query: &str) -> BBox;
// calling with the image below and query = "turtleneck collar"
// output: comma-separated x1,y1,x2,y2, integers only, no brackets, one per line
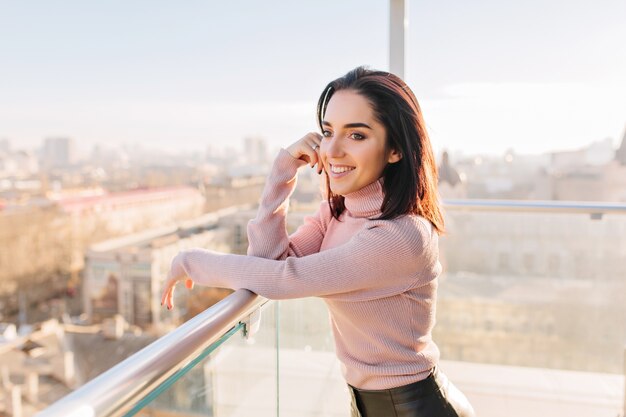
343,178,385,219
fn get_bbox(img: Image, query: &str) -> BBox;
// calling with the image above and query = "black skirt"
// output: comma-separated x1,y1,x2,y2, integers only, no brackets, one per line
348,367,475,417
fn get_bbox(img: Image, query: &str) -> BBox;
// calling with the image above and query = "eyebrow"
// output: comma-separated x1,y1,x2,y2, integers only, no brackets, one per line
322,121,373,130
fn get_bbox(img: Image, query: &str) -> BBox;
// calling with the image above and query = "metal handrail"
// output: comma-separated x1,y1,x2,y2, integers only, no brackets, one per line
37,289,267,417
443,198,626,216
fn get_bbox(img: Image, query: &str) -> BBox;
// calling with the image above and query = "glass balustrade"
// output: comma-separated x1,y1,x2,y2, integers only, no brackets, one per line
277,297,349,417
123,301,278,417
269,204,625,417
38,203,624,417
437,208,625,374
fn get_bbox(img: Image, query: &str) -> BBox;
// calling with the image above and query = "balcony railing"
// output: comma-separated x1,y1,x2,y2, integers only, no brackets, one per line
37,199,626,417
37,289,268,417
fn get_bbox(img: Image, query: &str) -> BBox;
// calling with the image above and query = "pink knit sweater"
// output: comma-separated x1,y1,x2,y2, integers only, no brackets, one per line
179,149,442,389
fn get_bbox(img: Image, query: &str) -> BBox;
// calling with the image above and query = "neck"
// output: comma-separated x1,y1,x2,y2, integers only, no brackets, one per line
342,179,384,218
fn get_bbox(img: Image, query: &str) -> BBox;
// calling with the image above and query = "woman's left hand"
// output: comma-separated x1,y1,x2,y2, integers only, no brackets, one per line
161,252,194,310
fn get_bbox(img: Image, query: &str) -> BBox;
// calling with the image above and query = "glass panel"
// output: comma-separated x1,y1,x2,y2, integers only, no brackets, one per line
277,297,350,417
437,209,626,373
125,301,278,417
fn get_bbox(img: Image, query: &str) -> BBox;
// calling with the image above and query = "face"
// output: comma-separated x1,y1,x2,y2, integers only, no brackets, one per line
320,90,401,196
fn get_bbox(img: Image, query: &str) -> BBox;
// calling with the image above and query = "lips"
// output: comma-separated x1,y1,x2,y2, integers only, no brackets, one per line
328,164,356,181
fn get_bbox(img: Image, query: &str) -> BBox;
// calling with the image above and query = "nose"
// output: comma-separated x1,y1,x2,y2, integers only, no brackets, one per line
323,136,344,159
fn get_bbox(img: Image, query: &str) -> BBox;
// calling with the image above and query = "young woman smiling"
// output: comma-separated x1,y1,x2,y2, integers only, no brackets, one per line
161,67,475,417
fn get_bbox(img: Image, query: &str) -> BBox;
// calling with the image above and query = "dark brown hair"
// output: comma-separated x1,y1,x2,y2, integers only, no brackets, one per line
316,66,445,234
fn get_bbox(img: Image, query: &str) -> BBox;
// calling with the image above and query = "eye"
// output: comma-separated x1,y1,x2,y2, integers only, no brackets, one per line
349,132,365,140
322,130,333,138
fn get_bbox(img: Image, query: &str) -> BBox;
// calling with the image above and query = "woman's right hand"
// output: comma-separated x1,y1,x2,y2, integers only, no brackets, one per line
286,132,324,174
161,251,194,310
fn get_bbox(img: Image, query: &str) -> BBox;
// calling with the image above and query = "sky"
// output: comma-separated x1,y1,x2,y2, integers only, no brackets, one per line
0,0,625,157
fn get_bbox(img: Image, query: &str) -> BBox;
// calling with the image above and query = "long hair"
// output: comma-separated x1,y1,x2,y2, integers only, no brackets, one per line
316,66,445,234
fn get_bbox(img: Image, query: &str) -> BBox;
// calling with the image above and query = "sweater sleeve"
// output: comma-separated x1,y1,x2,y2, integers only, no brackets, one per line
246,148,331,260
177,215,440,301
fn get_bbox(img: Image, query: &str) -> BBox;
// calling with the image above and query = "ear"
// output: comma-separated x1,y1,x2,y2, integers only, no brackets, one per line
387,148,402,164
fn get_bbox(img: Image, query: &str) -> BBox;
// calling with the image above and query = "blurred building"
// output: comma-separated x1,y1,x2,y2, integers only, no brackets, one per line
447,132,626,202
243,136,269,167
55,185,205,273
0,186,206,321
84,211,235,328
0,150,39,180
0,317,161,416
0,204,72,320
551,132,626,201
202,176,265,213
550,137,615,172
0,319,77,416
42,137,76,169
454,151,550,199
441,210,626,280
434,273,625,373
0,139,10,154
437,208,626,373
55,186,204,234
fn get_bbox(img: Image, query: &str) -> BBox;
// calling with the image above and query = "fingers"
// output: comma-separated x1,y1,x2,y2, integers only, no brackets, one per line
160,269,194,311
161,269,173,309
313,145,325,174
311,142,324,175
308,147,319,168
165,281,178,310
162,253,182,310
167,287,175,310
307,132,322,154
304,133,323,171
160,282,172,309
161,275,176,310
160,274,168,306
286,132,323,170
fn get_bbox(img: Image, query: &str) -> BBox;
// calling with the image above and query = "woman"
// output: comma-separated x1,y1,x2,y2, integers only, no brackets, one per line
161,66,475,417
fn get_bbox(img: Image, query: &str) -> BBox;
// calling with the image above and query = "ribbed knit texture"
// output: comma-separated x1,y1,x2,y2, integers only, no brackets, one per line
178,149,442,389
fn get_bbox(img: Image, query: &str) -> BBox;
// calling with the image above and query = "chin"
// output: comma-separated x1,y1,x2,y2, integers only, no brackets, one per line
330,187,352,196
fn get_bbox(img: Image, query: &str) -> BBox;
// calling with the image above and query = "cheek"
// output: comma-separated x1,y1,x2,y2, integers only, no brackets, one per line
355,146,386,166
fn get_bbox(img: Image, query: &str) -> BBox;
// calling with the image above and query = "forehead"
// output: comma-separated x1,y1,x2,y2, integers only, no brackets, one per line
324,90,376,124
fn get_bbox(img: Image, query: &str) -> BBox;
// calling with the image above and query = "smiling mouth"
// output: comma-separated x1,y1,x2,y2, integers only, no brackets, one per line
330,164,355,174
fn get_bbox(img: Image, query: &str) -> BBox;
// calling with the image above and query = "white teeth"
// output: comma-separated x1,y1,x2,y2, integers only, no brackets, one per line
331,165,355,174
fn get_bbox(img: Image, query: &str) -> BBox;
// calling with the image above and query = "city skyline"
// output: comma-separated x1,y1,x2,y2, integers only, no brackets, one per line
1,127,623,163
1,1,625,156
